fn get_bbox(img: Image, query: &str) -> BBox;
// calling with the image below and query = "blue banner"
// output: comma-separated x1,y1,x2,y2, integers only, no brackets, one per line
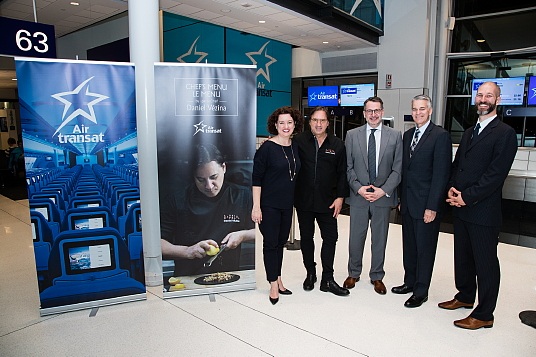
15,58,146,315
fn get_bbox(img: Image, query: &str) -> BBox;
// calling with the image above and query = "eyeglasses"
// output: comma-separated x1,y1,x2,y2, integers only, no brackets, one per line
311,118,328,123
364,109,383,115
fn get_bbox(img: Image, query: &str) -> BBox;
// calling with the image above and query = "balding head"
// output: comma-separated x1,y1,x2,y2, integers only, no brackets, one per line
475,81,501,117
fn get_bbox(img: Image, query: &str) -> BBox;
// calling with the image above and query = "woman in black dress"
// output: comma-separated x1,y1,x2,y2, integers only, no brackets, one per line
252,107,303,304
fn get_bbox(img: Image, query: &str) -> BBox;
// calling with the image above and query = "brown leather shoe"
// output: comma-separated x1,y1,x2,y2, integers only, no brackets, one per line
371,280,386,295
454,316,493,330
343,276,359,289
438,298,474,310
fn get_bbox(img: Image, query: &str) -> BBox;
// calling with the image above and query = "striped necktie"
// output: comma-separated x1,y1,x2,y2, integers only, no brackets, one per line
368,128,377,185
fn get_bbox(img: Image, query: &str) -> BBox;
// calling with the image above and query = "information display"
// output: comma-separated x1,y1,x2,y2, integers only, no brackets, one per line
472,77,525,105
528,77,536,106
340,84,375,106
64,239,115,275
308,86,339,107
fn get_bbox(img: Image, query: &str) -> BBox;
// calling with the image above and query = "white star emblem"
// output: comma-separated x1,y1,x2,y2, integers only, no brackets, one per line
350,0,382,18
245,41,277,82
309,92,317,101
193,121,207,136
531,88,536,100
177,36,209,63
51,77,108,136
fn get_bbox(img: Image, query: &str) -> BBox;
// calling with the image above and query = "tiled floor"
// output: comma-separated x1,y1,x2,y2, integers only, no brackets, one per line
1,194,535,356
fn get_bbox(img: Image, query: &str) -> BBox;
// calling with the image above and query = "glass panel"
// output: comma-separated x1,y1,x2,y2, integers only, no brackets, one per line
454,1,536,18
523,118,536,147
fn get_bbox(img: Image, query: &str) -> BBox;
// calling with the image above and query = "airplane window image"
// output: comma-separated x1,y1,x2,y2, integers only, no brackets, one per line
160,143,255,278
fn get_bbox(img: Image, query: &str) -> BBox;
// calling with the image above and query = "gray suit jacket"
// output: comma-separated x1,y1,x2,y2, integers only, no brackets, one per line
345,124,402,207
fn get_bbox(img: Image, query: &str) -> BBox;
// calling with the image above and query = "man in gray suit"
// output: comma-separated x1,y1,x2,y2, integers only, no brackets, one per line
343,96,402,295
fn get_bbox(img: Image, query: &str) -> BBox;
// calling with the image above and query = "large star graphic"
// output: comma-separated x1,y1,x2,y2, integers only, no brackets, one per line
245,41,277,83
350,0,382,18
531,88,536,100
193,121,207,136
51,77,108,136
309,92,317,102
177,36,209,63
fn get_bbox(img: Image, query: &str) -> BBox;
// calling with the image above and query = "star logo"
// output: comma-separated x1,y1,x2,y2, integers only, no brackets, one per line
531,88,536,100
309,92,317,102
51,77,109,136
245,41,277,82
193,121,207,136
350,0,382,18
177,36,209,63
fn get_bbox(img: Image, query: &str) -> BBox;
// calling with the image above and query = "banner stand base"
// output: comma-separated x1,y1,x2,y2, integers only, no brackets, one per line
40,293,147,317
285,240,301,250
163,282,255,299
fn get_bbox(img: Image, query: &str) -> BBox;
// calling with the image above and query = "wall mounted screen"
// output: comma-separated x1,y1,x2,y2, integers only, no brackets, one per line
471,77,525,105
340,84,375,106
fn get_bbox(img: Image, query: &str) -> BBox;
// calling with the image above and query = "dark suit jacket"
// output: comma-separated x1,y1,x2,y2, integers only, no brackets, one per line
400,122,452,219
449,117,518,227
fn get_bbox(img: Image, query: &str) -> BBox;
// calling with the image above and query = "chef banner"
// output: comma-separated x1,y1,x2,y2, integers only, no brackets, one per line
155,63,256,297
15,58,146,315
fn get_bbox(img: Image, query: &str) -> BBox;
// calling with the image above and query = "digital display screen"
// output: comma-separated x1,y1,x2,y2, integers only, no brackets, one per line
31,221,37,242
340,84,375,106
34,195,56,204
118,153,125,158
528,77,536,106
125,198,140,211
136,211,142,232
84,159,90,163
75,202,100,208
76,191,100,197
45,156,53,161
73,216,105,230
32,206,49,221
63,238,116,275
308,86,339,107
471,77,525,105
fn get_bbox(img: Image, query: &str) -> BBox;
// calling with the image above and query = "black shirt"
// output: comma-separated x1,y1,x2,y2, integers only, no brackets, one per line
252,140,301,210
293,131,349,213
160,182,253,276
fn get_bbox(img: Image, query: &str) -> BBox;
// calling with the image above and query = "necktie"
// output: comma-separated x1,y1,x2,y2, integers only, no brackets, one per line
410,127,420,158
368,128,377,186
471,122,481,144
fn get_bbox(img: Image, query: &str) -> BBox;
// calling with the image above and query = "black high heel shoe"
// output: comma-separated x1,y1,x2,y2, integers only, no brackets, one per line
279,289,292,295
269,296,279,305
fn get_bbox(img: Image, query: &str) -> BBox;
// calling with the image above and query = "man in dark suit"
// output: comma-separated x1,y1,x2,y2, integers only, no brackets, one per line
294,106,350,296
344,96,402,295
392,95,452,308
440,81,518,329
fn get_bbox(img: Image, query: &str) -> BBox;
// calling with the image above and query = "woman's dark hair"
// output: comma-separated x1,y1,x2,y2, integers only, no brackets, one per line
266,106,304,135
190,143,225,176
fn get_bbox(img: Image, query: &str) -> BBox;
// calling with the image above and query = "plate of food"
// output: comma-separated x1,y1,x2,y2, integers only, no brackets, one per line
194,272,240,285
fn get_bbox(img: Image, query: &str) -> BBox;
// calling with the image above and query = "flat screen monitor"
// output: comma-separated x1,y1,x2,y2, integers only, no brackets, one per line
33,194,56,204
63,238,116,275
75,201,101,208
136,210,142,232
75,191,101,197
31,220,38,242
45,156,53,161
118,153,125,158
528,76,536,106
340,84,375,106
125,198,140,212
308,86,339,107
72,214,106,230
471,77,525,105
83,159,90,163
31,206,49,221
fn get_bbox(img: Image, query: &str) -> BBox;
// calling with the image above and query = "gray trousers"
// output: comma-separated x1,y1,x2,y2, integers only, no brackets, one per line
348,204,391,281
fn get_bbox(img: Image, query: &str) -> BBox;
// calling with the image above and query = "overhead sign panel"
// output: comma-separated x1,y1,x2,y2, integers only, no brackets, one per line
308,85,339,107
0,16,56,58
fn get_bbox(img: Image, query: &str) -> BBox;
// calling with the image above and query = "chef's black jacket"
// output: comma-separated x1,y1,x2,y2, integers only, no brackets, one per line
293,130,349,213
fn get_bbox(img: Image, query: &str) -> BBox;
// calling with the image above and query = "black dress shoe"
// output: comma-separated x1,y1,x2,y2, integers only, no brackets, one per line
279,289,292,295
391,284,413,294
320,280,350,296
404,294,428,308
303,273,317,291
269,296,279,305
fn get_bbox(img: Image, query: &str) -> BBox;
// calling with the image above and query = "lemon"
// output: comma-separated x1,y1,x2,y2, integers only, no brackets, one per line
169,283,185,291
168,277,181,285
206,246,220,256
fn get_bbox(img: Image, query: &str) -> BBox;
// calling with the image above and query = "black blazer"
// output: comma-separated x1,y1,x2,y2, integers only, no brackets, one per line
400,122,452,219
449,117,518,227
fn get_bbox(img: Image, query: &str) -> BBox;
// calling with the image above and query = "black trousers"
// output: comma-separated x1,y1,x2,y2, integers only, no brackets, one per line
401,212,440,297
453,217,501,321
259,206,293,282
297,210,338,281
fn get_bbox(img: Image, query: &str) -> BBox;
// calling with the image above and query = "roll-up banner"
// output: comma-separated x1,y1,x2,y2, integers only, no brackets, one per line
15,58,146,315
155,63,256,297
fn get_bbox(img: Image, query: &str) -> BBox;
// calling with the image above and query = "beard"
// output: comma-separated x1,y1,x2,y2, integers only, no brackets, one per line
476,101,496,115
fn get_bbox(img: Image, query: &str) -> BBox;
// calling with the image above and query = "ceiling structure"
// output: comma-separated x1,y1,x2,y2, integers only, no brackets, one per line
0,0,380,90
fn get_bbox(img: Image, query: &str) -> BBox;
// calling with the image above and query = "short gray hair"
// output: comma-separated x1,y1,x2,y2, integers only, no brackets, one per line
412,94,432,108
